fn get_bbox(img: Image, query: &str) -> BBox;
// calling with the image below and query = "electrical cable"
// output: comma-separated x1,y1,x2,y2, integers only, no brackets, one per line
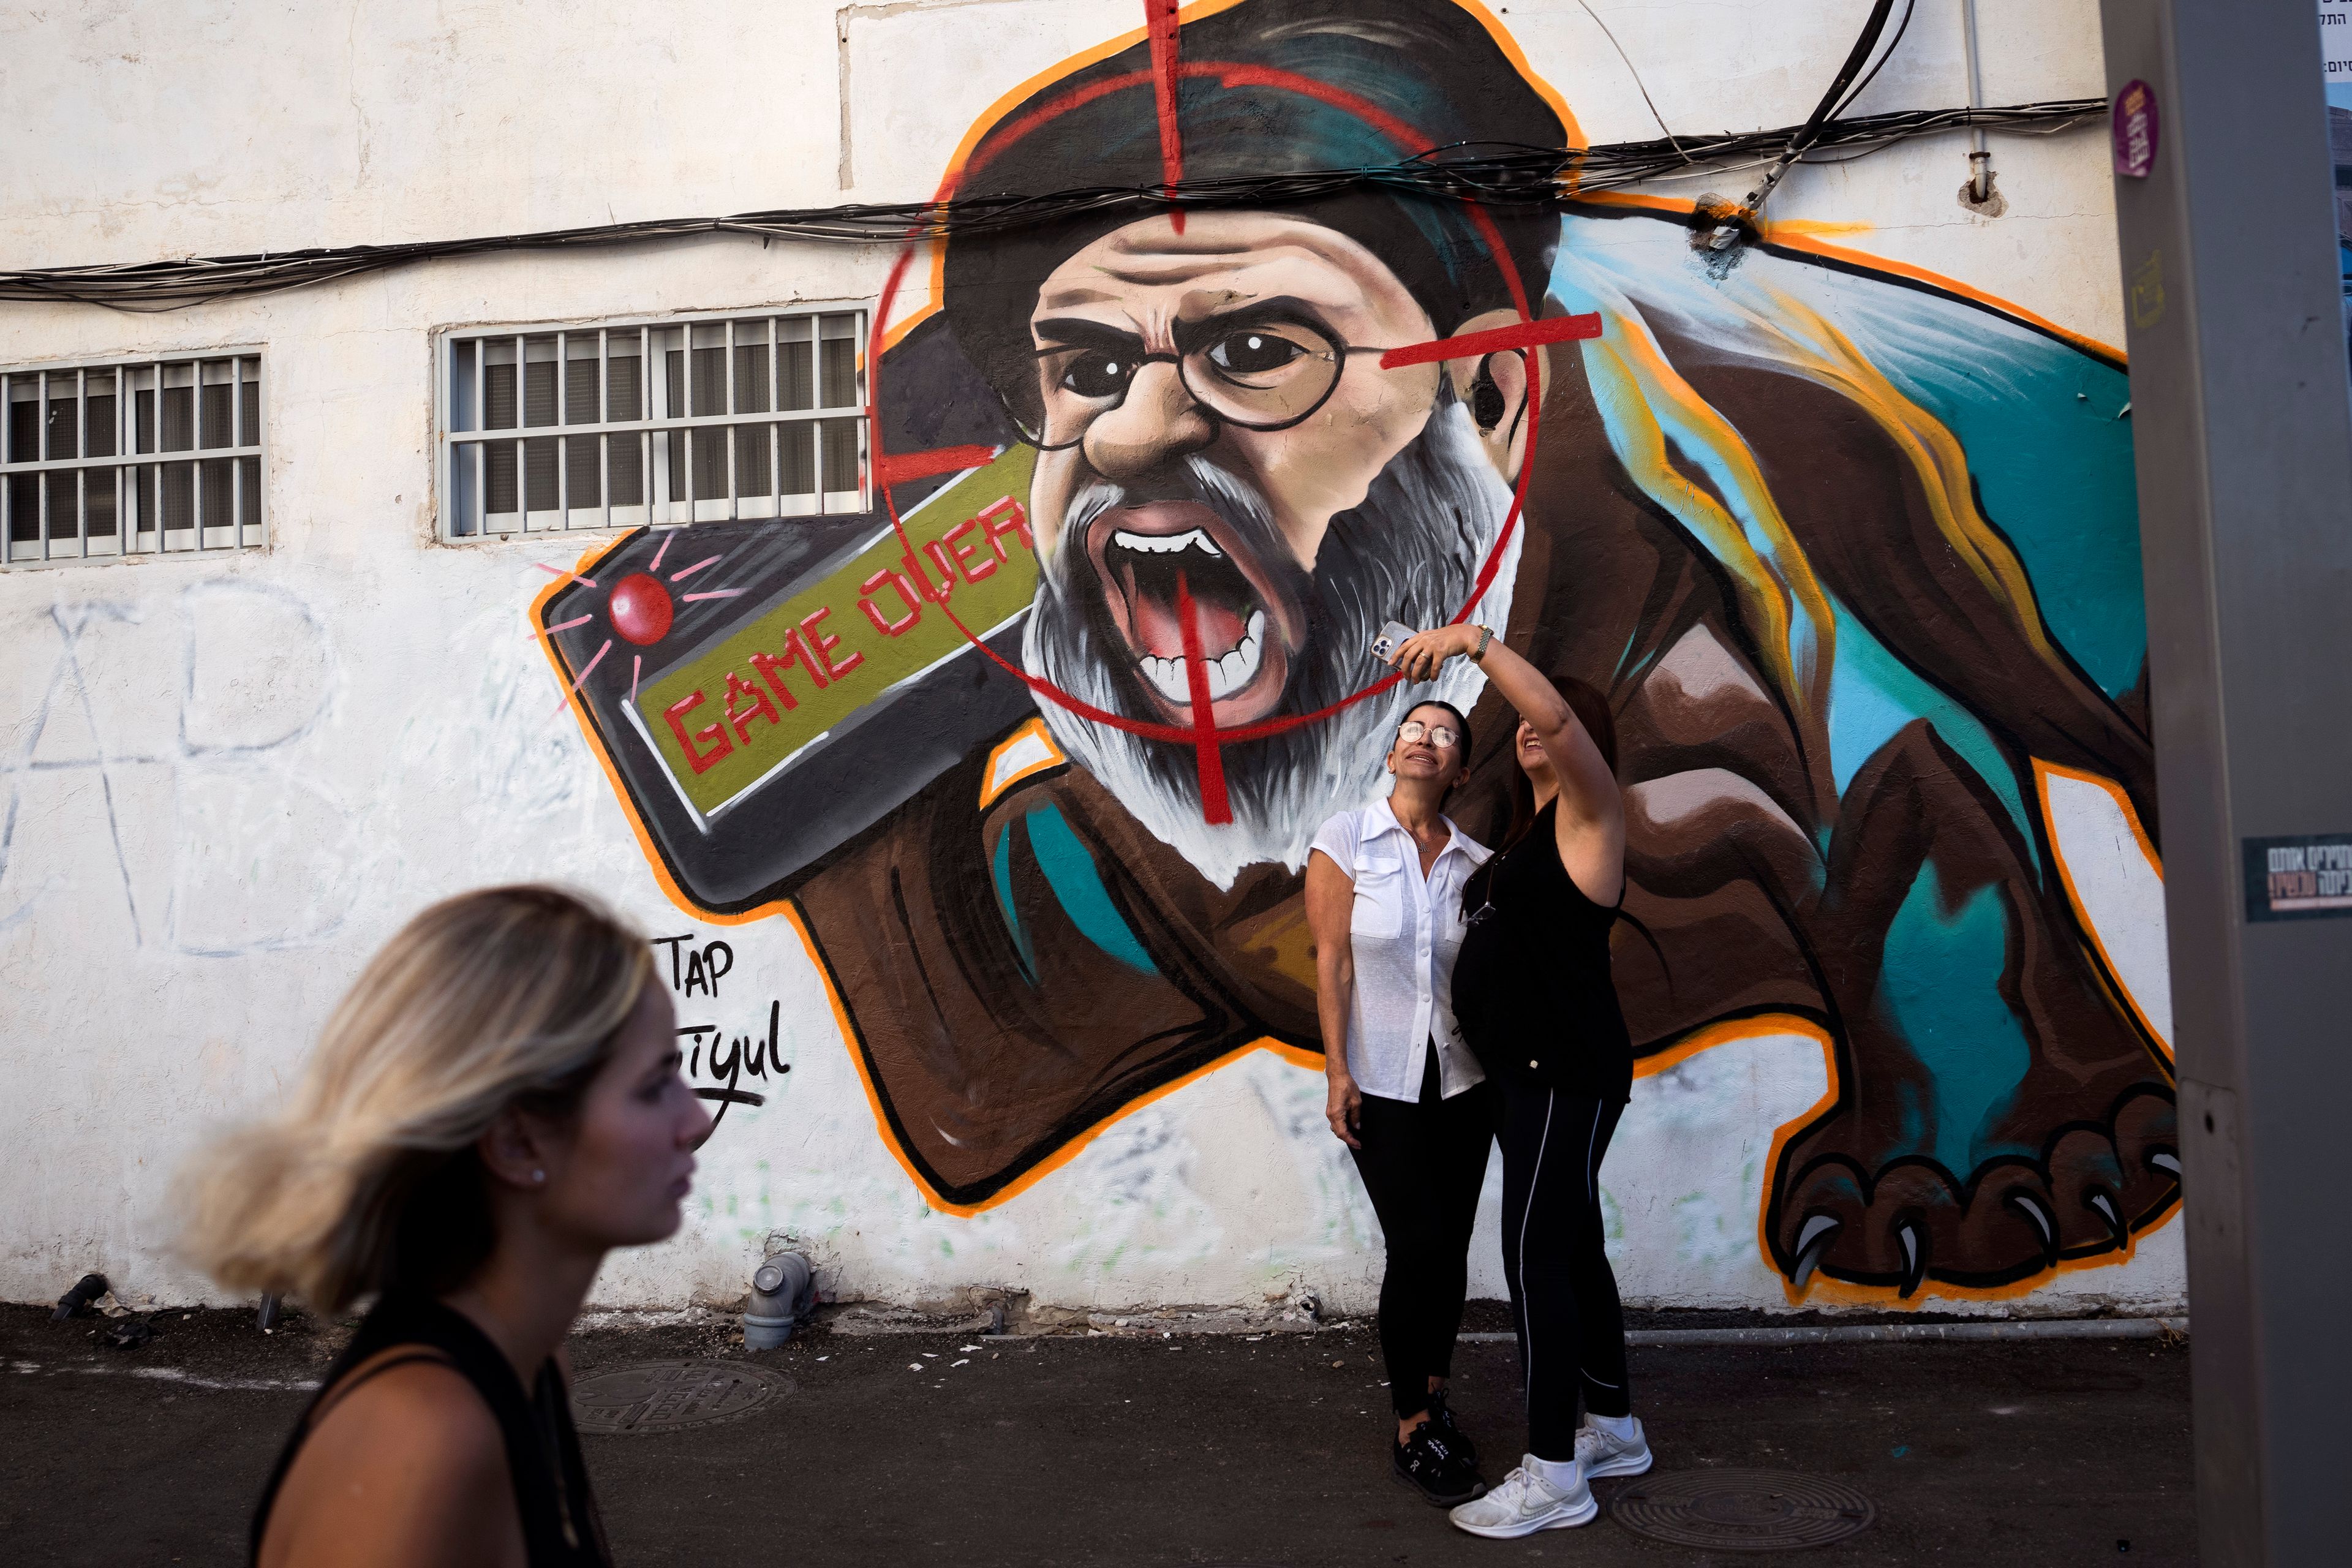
1573,0,1684,160
1717,0,1902,244
1831,0,1920,121
0,98,2100,312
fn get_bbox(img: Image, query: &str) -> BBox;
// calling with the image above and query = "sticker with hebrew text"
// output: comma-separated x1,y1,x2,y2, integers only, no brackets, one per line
2244,832,2352,921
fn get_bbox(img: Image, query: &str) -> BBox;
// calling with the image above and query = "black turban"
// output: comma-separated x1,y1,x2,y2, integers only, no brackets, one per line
939,0,1569,401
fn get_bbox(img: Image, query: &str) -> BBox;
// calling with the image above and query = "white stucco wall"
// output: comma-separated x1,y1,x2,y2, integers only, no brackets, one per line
0,0,2182,1316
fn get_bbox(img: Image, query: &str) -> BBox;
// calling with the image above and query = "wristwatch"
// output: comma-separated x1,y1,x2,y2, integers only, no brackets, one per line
1471,624,1493,663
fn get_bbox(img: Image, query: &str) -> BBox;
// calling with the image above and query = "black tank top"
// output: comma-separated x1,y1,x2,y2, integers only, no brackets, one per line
1450,799,1634,1102
250,1291,612,1567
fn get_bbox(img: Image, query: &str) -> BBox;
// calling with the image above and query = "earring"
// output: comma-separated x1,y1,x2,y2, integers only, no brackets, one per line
1470,355,1507,432
532,1169,545,1184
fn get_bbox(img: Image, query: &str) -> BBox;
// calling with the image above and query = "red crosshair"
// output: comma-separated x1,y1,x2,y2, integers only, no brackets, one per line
1147,0,1185,233
864,6,1602,825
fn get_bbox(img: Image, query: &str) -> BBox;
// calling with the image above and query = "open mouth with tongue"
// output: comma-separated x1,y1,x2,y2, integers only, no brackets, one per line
1086,500,1297,728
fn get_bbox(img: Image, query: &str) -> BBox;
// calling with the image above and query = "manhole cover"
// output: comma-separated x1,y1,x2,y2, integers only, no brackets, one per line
1611,1469,1875,1551
570,1360,793,1435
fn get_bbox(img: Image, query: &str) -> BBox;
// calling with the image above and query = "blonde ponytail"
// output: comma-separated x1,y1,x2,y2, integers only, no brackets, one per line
180,885,654,1314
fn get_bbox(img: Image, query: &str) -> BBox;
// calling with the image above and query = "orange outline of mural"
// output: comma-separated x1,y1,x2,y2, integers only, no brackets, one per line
978,718,1069,809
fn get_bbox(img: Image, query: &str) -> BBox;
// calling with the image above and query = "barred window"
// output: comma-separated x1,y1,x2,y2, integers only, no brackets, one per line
2,353,264,566
437,309,869,538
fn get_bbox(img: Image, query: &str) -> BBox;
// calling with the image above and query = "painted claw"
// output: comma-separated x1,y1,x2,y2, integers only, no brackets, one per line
2148,1150,2180,1179
2005,1191,2059,1267
1896,1219,1927,1298
2086,1189,2128,1251
1792,1213,1840,1289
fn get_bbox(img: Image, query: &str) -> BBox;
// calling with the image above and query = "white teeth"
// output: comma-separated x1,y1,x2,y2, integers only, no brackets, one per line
1137,609,1267,706
1111,527,1223,559
1214,608,1269,698
1141,657,1191,705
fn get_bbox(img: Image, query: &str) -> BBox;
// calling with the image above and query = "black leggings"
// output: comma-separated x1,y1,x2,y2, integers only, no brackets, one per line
1348,1054,1493,1420
1497,1082,1629,1459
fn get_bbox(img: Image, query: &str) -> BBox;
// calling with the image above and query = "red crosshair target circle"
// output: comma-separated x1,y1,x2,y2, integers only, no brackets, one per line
866,49,1569,823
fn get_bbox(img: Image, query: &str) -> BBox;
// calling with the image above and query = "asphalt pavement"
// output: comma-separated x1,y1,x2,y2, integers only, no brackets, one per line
0,1302,2193,1566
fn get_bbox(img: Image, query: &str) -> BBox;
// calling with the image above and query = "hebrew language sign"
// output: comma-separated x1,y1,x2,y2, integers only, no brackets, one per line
2244,832,2352,921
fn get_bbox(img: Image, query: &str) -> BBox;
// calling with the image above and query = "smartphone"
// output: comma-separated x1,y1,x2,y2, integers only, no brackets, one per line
1370,619,1418,664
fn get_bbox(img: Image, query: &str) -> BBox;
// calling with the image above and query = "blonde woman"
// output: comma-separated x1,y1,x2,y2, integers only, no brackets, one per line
182,885,711,1568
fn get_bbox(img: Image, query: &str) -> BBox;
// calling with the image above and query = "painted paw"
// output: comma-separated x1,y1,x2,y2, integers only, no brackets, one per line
1771,1084,2180,1295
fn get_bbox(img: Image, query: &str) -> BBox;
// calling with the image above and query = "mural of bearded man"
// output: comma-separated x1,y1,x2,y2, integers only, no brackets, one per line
543,0,2177,1298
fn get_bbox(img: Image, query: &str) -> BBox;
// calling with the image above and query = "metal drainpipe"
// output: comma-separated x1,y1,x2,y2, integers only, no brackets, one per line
1962,0,1993,201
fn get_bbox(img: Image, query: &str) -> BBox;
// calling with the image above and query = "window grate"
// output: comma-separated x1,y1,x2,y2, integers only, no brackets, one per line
1,352,264,567
437,308,869,539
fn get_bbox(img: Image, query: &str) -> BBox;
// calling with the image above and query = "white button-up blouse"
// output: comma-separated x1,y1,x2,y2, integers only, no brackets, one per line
1309,798,1492,1103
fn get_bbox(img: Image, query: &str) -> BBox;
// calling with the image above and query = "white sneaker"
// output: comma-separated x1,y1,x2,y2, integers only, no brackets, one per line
1447,1456,1599,1538
1574,1417,1653,1478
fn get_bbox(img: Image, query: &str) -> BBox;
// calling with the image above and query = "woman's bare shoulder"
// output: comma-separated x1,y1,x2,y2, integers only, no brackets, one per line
1553,798,1626,908
259,1356,521,1568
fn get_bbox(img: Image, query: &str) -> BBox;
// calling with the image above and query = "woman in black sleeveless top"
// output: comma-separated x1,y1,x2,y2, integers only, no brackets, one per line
251,1290,608,1566
1384,625,1649,1540
179,886,712,1567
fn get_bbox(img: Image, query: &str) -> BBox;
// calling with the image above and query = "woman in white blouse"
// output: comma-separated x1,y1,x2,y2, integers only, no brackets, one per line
1306,699,1494,1509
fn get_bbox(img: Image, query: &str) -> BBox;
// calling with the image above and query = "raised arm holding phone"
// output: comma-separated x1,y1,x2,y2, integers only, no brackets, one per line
1383,622,1654,1541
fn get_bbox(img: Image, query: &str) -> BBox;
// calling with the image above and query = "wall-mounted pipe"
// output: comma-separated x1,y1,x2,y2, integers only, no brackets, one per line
52,1273,107,1321
744,1251,815,1349
1962,0,1994,203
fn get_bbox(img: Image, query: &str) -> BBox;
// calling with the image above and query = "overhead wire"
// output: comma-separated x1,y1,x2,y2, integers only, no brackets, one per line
0,97,2098,312
1830,0,1921,121
1572,0,1685,160
1713,0,1915,244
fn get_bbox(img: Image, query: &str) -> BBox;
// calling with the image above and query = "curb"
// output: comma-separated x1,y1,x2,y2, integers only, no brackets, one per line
1458,1316,2189,1347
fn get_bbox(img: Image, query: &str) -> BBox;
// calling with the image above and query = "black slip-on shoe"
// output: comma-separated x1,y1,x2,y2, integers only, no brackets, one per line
1393,1423,1487,1508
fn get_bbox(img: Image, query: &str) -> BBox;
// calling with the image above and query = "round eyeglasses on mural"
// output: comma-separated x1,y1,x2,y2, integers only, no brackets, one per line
1000,314,1437,450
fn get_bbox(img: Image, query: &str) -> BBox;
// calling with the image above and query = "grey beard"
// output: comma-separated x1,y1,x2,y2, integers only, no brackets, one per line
1022,396,1521,889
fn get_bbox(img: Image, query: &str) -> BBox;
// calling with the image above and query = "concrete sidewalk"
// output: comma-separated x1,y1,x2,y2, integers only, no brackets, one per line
0,1304,2193,1566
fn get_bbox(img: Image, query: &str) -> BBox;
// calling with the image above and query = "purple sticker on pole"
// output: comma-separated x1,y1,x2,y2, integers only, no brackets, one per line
2114,79,2159,178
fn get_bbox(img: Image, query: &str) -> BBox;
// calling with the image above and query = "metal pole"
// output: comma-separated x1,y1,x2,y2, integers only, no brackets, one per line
190,360,205,552
512,333,526,532
230,357,242,548
74,366,87,557
769,316,782,520
115,367,128,554
2,371,12,561
36,370,49,559
640,325,653,522
556,331,569,529
149,355,164,552
725,317,739,520
472,338,486,539
2096,3,2352,1562
248,355,263,546
1961,0,1991,200
598,328,611,531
